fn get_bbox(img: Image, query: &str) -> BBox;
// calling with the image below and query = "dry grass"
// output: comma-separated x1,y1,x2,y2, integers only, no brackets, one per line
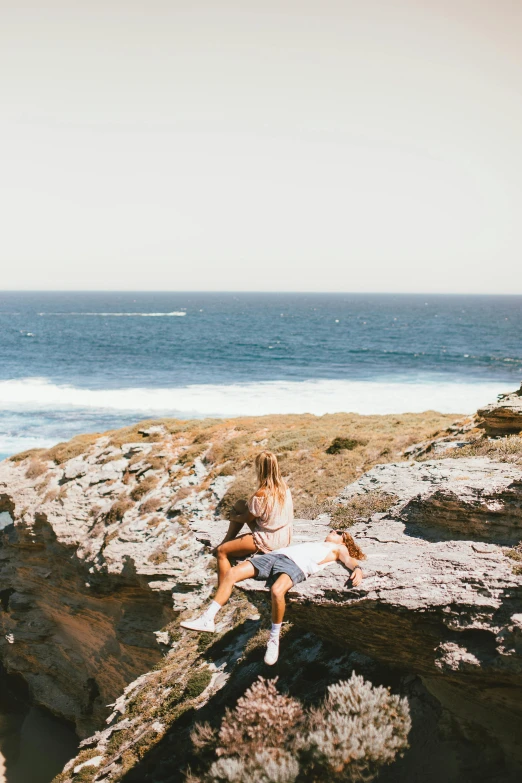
504,543,522,576
10,411,457,522
171,486,194,506
178,444,207,465
9,447,46,463
107,417,207,449
25,459,48,479
203,411,457,517
43,433,103,464
329,492,399,529
105,498,134,524
105,529,120,544
147,456,167,471
140,496,162,515
217,473,257,518
130,474,159,501
148,549,168,565
9,433,101,465
439,434,522,465
107,421,159,449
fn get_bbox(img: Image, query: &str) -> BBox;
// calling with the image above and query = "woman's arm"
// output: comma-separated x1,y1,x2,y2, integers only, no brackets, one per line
230,499,256,525
337,545,364,586
213,500,257,553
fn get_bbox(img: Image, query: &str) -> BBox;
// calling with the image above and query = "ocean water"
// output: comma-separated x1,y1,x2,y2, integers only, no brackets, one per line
0,665,78,783
0,291,520,459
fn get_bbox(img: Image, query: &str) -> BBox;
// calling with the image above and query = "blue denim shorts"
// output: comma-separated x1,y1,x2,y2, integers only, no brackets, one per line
248,553,306,587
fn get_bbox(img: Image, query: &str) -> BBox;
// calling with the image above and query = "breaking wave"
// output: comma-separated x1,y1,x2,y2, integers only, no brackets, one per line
37,312,187,317
0,377,504,417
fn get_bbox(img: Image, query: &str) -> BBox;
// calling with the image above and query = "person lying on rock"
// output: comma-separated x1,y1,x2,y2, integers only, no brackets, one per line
213,451,294,586
181,530,365,665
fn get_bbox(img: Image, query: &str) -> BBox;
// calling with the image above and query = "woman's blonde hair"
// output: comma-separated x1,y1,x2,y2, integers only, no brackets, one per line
252,451,287,516
341,531,367,561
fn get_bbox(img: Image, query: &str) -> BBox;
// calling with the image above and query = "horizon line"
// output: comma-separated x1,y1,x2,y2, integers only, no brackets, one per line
2,290,522,297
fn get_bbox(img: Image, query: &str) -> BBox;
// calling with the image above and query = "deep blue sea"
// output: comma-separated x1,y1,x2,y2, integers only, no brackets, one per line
0,292,520,459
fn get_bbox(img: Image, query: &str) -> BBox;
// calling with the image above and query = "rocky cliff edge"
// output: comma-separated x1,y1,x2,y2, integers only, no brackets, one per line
1,408,522,781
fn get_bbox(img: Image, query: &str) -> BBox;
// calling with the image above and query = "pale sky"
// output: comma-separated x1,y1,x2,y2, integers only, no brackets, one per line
1,0,522,293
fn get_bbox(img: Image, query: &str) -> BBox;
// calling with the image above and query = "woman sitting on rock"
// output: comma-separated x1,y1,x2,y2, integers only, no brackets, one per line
183,529,365,665
214,451,293,585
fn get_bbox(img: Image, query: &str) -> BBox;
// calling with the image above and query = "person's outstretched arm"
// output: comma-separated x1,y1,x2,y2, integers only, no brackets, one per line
337,545,364,586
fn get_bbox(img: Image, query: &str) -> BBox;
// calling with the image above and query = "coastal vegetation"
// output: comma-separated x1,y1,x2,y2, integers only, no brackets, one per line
188,674,410,783
9,411,457,520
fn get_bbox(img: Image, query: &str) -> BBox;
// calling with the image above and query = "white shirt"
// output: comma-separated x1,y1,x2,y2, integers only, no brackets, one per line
275,541,335,578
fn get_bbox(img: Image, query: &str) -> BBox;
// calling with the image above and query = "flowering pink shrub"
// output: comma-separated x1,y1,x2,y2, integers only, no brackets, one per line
189,673,411,783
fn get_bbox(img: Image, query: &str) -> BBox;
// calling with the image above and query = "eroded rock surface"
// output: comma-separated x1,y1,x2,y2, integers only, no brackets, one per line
0,429,225,736
478,384,522,435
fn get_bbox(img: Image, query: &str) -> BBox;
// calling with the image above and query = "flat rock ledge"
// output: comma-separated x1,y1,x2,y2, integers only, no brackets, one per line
478,383,522,435
193,458,522,768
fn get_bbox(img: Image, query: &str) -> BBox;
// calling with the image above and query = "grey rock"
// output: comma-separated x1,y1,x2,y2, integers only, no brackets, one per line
63,457,89,480
138,426,165,436
478,383,522,435
121,442,153,456
339,457,522,543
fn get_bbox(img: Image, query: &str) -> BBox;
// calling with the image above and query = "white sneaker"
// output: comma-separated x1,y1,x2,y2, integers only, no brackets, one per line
180,615,216,633
264,637,279,665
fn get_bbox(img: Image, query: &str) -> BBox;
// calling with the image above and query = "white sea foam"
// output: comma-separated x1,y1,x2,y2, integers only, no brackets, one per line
37,312,186,317
0,432,59,461
0,377,506,417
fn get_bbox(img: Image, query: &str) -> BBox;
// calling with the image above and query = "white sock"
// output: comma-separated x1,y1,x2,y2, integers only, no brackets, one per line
270,623,282,640
202,600,221,621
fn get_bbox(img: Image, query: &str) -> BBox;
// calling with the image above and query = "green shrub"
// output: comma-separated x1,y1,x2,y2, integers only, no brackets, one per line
185,669,212,700
326,437,364,454
505,545,522,562
154,683,184,718
197,632,216,653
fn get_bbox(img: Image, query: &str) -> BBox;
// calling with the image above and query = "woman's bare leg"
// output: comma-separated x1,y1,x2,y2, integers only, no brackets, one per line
218,519,245,547
213,500,253,551
270,574,293,624
214,561,256,606
263,574,293,665
216,534,257,585
181,561,256,631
